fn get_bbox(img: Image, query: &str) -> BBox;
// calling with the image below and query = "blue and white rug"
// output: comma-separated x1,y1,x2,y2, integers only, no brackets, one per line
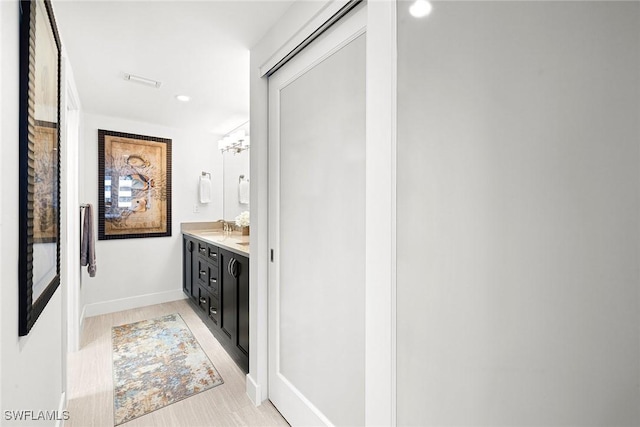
112,313,223,425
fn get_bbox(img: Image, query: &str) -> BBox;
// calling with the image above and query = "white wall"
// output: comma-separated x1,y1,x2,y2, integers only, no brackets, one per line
1,1,64,423
396,2,640,425
80,113,223,316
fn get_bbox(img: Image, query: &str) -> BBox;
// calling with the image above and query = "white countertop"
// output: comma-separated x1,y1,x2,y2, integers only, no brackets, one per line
181,222,250,257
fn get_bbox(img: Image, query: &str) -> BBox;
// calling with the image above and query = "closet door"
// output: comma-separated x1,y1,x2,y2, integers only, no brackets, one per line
268,5,366,426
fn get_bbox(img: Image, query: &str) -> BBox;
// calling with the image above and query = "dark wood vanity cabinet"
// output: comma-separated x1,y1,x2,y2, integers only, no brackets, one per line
220,248,250,359
183,235,249,372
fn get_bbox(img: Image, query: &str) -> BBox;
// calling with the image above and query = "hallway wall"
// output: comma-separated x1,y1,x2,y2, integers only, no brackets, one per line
0,1,64,424
79,113,224,316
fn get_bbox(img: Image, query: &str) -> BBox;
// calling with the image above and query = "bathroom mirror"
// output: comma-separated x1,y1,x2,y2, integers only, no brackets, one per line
223,150,250,221
18,0,62,335
221,123,250,222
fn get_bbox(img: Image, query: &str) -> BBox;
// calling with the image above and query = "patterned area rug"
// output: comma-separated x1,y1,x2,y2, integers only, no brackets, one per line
112,313,223,425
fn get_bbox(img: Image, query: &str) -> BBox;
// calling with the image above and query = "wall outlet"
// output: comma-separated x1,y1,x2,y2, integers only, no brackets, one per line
193,204,200,213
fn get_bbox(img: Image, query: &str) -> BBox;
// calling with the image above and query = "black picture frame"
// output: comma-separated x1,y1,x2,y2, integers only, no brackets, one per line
98,130,172,240
18,0,62,336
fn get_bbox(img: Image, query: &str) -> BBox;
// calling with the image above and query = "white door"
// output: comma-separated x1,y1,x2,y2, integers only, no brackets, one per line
268,5,367,426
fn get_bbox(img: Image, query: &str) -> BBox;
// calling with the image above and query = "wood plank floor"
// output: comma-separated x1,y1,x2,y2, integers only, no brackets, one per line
66,299,289,427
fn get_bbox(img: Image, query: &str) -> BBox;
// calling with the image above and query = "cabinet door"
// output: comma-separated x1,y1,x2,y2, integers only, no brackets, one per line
220,249,236,343
236,255,250,357
183,237,194,296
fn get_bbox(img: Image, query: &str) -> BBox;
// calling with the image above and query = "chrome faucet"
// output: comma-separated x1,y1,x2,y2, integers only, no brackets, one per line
216,219,234,237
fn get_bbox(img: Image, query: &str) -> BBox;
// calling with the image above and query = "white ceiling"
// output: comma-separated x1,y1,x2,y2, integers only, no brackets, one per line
53,1,294,134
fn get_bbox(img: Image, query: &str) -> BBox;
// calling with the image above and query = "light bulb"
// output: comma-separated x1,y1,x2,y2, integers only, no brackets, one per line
409,0,432,18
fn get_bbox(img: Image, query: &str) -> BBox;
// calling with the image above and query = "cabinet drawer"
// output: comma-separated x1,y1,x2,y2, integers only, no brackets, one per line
196,258,210,285
196,286,208,313
206,244,219,265
208,295,220,327
205,263,219,296
196,259,218,293
196,288,220,328
196,241,208,257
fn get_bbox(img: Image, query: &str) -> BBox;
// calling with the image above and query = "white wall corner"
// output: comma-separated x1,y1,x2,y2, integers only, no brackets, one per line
246,373,262,406
84,289,187,318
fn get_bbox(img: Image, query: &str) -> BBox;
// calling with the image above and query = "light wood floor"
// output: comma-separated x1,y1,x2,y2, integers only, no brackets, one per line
66,299,289,427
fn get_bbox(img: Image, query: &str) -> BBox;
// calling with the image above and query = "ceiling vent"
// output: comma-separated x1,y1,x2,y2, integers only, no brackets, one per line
123,73,162,88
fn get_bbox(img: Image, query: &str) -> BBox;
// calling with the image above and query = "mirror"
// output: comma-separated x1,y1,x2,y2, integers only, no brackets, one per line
19,0,61,335
223,149,250,221
221,123,250,222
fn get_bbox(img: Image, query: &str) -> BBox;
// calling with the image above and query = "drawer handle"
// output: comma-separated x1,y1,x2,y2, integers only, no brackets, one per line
199,297,206,304
200,248,206,253
211,252,217,258
210,278,217,283
209,307,217,315
200,270,206,276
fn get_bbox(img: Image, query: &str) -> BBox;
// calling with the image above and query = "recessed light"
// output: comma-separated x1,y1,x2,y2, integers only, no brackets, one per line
175,95,190,102
409,0,432,18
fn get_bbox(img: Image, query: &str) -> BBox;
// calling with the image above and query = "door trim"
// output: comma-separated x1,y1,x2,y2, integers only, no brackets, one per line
264,0,364,77
259,0,358,77
62,52,82,354
364,2,397,425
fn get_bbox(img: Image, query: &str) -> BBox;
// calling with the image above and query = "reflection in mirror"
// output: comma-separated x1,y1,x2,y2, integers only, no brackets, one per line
223,149,250,221
220,122,250,221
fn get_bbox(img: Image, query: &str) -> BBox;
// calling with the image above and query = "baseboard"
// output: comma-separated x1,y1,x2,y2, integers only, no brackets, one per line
84,289,187,317
246,373,262,406
55,391,67,427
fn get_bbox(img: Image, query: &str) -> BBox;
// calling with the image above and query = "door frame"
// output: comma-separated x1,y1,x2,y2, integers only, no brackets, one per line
61,52,82,354
249,1,397,424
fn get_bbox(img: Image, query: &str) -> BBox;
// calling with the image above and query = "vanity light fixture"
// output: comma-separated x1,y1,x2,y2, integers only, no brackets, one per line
409,0,433,18
218,121,250,154
175,95,190,102
123,73,162,88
